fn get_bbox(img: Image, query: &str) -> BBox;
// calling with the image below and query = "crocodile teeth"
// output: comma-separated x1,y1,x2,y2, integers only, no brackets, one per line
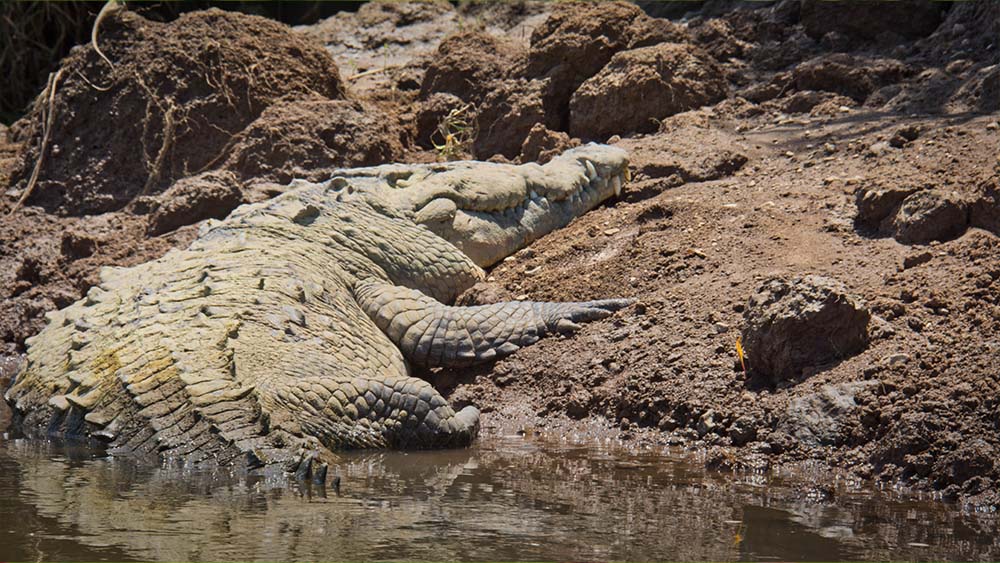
611,175,622,197
584,159,597,180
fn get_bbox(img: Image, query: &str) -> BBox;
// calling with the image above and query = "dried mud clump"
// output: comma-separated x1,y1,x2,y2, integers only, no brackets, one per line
6,8,344,216
222,97,404,185
778,381,878,447
524,1,647,119
420,31,524,103
144,170,244,236
474,78,556,160
519,123,578,164
855,186,973,244
854,185,917,233
892,190,969,245
970,171,1000,235
569,43,727,140
792,53,910,102
742,276,871,383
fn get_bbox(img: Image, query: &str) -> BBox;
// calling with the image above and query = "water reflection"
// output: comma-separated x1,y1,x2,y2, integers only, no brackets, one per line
0,436,996,561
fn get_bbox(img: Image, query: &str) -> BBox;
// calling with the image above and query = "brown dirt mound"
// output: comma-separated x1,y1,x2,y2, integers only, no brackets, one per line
419,31,524,103
569,42,728,140
221,97,405,185
6,8,344,216
473,78,557,160
792,53,911,103
523,0,648,127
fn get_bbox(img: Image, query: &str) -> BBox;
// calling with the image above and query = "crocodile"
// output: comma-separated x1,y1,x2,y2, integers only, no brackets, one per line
4,144,631,476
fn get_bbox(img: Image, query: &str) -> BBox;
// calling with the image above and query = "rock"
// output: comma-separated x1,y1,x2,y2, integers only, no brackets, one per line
729,416,758,446
969,174,1000,236
419,31,524,103
882,353,910,366
519,124,579,164
474,78,557,160
697,409,722,437
777,90,848,114
866,141,892,158
889,124,921,148
146,171,245,236
953,64,1000,113
778,381,879,447
569,43,727,140
854,185,918,233
902,251,933,269
742,275,871,382
800,0,944,41
415,92,468,149
892,190,968,244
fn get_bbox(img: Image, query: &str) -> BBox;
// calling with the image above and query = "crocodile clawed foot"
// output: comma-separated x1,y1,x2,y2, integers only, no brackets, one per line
545,298,636,333
286,445,323,483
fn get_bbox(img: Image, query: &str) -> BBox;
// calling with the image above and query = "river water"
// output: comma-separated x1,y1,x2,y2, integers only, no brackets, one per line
0,433,996,562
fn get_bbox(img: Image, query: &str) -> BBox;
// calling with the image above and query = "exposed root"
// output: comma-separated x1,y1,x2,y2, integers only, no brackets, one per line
139,100,178,197
9,67,64,215
346,64,402,82
92,0,125,73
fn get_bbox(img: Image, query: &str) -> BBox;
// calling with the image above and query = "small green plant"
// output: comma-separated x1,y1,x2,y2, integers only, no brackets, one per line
432,103,476,161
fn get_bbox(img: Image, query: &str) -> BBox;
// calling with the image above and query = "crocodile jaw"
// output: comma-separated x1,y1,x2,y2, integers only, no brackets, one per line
416,144,629,267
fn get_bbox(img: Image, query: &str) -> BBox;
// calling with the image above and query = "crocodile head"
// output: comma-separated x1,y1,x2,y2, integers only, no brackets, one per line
376,144,629,267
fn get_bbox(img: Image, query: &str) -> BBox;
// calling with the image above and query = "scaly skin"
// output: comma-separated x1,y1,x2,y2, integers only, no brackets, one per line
4,144,630,471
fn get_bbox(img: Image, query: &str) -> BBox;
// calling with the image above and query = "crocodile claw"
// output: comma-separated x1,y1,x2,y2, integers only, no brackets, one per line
546,298,635,326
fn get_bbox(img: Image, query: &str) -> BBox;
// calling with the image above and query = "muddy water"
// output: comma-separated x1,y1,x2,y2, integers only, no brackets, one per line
0,434,996,562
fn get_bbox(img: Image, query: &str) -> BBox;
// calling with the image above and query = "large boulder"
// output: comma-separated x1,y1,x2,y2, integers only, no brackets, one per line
742,276,871,383
569,43,727,140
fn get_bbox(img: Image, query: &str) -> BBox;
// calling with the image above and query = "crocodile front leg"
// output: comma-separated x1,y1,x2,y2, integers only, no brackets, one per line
355,280,632,368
